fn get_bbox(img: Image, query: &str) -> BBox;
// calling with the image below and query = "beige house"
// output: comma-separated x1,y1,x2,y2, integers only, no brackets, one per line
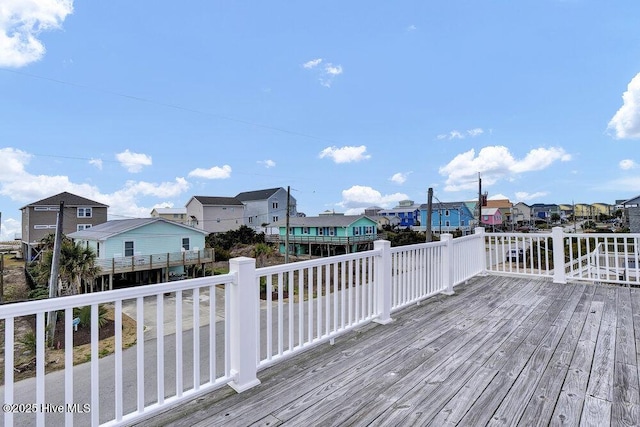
185,196,245,234
150,207,188,225
21,191,108,261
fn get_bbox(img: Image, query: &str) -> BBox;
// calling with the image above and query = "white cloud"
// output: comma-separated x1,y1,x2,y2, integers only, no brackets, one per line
439,145,571,191
303,58,322,69
0,0,74,67
0,147,31,181
89,158,103,170
0,217,20,241
188,164,232,179
620,159,637,170
608,72,640,139
258,159,276,168
303,58,343,87
515,191,548,201
390,172,411,184
116,149,152,173
338,185,409,210
406,24,417,32
319,145,371,163
436,128,484,140
0,147,191,227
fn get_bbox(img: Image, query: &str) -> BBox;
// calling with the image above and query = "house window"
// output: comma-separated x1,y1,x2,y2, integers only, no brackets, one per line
182,238,190,251
445,210,450,216
97,243,100,257
329,227,336,236
34,225,56,230
77,207,92,218
445,221,450,227
289,227,294,235
217,218,221,223
124,241,134,257
303,227,309,234
318,227,324,236
272,202,279,209
273,216,279,222
353,227,360,236
248,217,253,223
77,224,92,231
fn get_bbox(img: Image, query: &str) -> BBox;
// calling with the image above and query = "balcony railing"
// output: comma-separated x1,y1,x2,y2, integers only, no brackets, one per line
264,234,380,245
2,227,639,426
94,248,215,275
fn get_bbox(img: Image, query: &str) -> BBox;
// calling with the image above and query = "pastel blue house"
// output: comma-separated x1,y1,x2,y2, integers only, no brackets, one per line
69,218,212,289
270,213,379,256
420,202,475,234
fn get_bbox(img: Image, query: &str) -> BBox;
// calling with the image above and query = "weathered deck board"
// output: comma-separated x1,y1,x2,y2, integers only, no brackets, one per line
141,277,640,427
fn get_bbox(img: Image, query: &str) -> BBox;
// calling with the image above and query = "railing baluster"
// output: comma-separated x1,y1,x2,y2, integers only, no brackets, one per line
209,285,216,383
157,293,165,405
115,300,123,421
176,290,183,397
4,317,14,427
64,307,74,427
91,304,100,425
136,296,144,413
36,312,45,426
193,287,200,391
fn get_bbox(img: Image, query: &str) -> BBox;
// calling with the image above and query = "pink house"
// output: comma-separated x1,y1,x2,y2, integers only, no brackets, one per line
481,207,503,226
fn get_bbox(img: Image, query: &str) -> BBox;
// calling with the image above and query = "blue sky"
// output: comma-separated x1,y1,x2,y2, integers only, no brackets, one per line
1,0,640,240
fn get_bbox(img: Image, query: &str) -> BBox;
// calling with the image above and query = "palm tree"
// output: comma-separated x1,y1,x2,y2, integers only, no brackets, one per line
59,242,100,295
34,236,100,296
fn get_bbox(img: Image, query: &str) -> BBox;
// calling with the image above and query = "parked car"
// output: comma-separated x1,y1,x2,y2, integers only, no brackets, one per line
506,248,525,262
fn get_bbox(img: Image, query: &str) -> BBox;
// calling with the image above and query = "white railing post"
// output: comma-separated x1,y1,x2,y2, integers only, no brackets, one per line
552,227,567,284
228,256,261,392
374,240,393,324
441,234,455,295
474,227,487,275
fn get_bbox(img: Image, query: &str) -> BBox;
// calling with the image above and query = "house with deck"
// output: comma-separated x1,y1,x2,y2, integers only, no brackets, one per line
20,191,108,261
480,207,503,229
512,202,532,226
377,200,421,228
269,212,379,256
68,217,212,290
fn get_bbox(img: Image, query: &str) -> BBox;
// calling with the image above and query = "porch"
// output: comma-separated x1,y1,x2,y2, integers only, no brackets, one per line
1,228,640,426
147,276,639,426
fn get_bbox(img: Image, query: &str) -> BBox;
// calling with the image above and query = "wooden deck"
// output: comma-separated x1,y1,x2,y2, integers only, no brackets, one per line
142,275,640,426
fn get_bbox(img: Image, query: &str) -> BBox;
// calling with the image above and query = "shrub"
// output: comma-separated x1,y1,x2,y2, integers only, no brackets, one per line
74,305,108,329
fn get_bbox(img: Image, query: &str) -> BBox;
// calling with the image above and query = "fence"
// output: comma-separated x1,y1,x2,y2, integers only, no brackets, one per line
13,227,624,426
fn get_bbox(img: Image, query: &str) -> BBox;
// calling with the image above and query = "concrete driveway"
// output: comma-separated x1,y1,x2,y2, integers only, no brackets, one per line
121,286,227,339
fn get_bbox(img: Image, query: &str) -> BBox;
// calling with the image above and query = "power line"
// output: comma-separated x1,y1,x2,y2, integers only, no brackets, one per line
1,67,342,145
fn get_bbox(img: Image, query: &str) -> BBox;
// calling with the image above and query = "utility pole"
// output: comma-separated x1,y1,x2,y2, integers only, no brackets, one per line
47,201,64,347
426,188,433,242
285,186,290,263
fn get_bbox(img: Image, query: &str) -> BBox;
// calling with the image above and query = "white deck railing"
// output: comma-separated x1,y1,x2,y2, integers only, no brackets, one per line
4,227,639,426
564,233,640,285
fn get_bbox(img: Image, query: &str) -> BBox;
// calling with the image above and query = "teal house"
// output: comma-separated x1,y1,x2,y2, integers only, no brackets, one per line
271,213,379,257
68,218,212,289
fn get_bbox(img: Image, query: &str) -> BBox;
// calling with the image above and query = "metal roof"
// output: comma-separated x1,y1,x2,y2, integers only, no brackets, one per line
68,217,207,241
